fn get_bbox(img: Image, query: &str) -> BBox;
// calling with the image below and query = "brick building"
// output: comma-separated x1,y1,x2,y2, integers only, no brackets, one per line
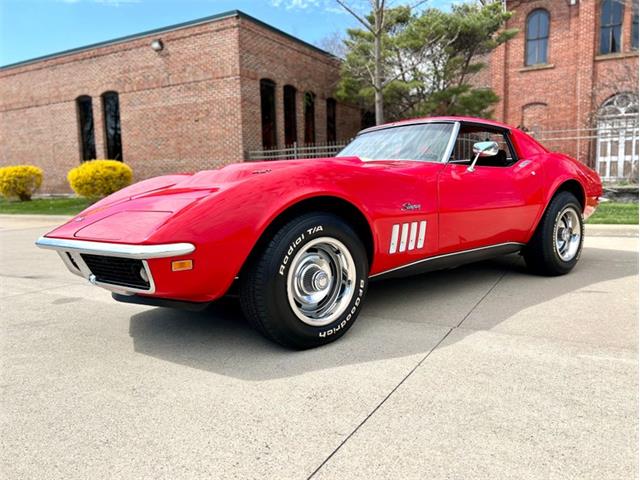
0,10,361,192
478,0,639,181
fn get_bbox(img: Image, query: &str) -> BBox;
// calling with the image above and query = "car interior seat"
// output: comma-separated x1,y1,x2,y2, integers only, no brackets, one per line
476,149,509,167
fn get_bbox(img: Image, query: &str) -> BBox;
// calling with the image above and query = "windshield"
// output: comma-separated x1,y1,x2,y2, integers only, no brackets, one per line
337,123,455,162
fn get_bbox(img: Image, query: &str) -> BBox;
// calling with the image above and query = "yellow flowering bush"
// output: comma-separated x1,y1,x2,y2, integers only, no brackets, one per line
68,160,133,199
0,165,43,201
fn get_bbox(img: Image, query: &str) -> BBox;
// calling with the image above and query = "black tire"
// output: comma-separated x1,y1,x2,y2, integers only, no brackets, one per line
524,191,584,276
240,212,369,349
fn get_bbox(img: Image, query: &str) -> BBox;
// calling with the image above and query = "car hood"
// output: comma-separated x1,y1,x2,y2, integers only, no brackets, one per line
43,156,422,243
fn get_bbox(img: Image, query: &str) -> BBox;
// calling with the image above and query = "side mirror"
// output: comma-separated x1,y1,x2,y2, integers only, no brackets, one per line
468,141,500,172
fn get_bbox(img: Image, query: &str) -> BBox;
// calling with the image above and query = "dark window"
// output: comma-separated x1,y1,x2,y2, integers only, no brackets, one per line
326,98,337,143
525,9,550,66
600,0,624,54
260,79,277,149
304,91,316,144
76,95,96,161
450,125,517,168
101,91,123,161
632,0,639,49
361,110,375,130
283,85,297,146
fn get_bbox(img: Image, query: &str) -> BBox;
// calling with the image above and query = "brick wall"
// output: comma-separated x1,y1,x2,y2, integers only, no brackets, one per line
488,0,638,165
0,12,361,193
236,18,360,155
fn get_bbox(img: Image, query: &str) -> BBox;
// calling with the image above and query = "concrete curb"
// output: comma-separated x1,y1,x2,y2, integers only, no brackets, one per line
585,224,639,237
0,214,72,231
0,214,72,222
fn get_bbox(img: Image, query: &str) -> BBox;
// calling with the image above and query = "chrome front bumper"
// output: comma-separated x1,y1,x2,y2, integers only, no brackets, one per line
35,236,195,295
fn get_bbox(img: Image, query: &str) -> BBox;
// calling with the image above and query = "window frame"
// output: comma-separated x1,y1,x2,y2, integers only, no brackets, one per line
600,0,625,55
260,78,278,150
283,85,297,146
101,91,123,161
448,122,519,168
525,8,550,66
76,95,96,162
632,0,639,50
304,91,316,145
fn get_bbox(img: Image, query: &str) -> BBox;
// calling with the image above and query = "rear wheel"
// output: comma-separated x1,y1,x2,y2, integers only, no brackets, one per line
524,191,584,276
240,212,368,349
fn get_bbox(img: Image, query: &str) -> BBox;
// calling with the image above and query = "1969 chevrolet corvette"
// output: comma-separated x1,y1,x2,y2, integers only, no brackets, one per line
37,116,602,349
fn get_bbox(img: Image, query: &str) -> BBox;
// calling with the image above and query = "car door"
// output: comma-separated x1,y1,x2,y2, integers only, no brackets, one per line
437,123,544,253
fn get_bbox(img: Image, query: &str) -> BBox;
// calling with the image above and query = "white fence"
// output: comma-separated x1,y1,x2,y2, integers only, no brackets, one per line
248,142,346,161
247,122,639,183
531,121,638,182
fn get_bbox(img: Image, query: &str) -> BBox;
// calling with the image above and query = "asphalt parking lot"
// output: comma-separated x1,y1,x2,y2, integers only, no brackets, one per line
1,215,638,480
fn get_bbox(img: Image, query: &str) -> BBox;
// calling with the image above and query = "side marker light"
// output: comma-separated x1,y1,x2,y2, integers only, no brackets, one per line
172,260,193,272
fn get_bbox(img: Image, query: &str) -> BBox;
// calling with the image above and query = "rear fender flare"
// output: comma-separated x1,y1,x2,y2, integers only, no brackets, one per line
528,175,586,242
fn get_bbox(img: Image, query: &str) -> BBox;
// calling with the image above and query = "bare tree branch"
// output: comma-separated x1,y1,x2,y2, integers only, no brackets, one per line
336,0,374,32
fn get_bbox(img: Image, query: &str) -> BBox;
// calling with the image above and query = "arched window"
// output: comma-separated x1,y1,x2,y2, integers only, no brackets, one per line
101,91,123,161
600,0,624,54
326,98,337,143
598,92,638,118
76,95,96,161
525,9,550,66
304,91,316,145
283,85,297,146
260,79,277,149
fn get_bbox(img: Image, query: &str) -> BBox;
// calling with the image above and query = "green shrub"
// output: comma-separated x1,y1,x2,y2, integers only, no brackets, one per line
68,160,133,199
0,165,43,201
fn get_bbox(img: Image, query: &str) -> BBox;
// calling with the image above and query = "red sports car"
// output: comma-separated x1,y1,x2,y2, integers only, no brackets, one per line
37,116,602,349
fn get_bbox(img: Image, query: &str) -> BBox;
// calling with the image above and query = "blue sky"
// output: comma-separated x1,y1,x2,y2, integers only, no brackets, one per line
0,0,457,67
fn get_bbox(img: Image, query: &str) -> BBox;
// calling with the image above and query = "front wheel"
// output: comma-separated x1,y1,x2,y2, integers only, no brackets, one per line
524,191,584,276
240,212,369,349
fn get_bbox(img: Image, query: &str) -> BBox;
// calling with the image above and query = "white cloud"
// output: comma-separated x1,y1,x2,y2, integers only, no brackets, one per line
271,0,354,13
270,0,457,14
270,0,322,10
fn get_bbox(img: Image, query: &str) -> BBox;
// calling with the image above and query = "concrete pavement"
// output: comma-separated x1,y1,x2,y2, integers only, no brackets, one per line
1,216,637,479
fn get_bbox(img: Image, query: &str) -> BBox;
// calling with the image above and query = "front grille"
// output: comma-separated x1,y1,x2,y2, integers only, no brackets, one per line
81,254,150,290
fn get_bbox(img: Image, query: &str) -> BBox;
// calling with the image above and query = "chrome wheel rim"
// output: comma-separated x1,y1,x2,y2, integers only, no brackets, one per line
286,237,356,327
554,207,582,261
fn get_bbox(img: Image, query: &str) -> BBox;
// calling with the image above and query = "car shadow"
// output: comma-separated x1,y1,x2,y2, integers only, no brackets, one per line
128,247,637,381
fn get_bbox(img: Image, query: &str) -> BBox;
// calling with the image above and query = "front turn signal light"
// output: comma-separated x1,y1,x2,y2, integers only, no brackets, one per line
172,259,193,272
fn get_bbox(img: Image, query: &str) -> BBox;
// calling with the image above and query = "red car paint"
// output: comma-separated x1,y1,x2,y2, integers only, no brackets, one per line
41,116,602,302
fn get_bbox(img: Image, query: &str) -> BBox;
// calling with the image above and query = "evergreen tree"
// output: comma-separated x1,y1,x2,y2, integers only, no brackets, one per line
337,1,518,121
